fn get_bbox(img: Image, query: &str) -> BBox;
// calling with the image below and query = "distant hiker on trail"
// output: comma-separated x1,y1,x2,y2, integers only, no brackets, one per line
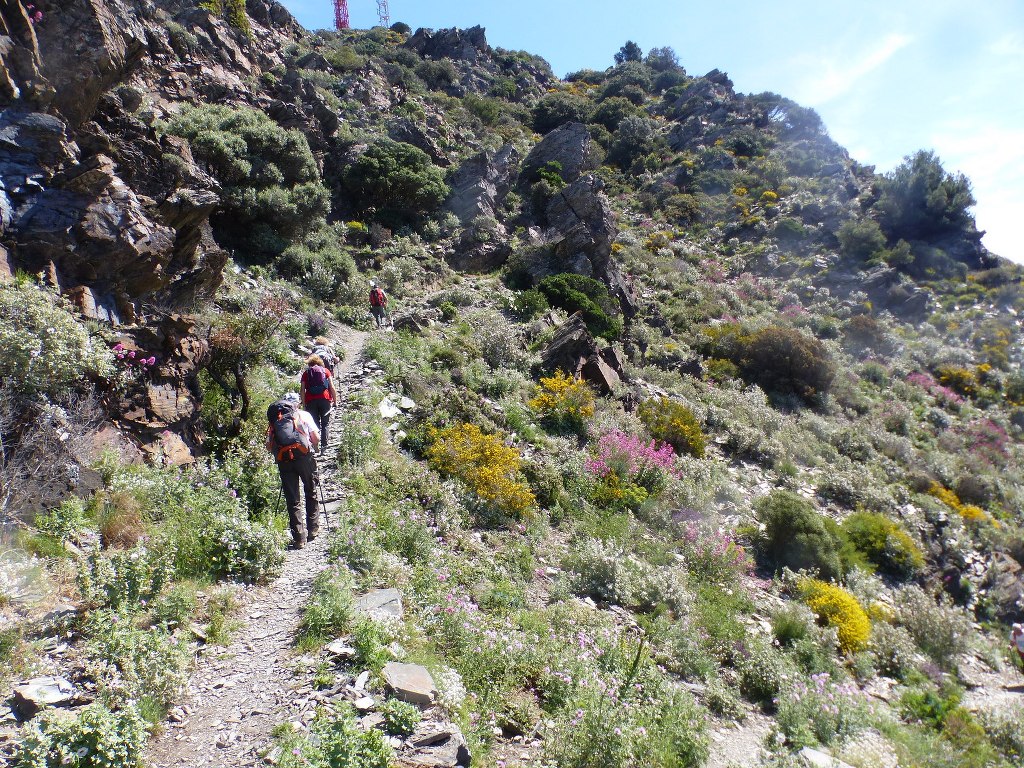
300,354,337,452
1012,623,1024,666
311,336,339,375
369,281,389,329
266,393,320,549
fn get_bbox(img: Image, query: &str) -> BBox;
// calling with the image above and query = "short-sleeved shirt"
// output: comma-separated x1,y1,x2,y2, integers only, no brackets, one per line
301,366,333,402
295,409,320,443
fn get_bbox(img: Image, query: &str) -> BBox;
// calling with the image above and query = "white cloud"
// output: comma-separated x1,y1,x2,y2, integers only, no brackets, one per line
794,33,914,106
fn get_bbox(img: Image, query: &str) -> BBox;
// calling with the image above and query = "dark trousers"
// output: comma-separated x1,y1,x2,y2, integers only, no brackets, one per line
278,452,319,542
305,399,331,449
371,305,387,327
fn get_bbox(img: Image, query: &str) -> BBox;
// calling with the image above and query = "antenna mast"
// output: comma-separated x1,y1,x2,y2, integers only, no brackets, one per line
333,0,349,29
377,0,390,26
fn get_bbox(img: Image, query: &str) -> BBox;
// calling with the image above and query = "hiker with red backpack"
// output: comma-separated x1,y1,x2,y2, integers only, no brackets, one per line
266,393,320,549
300,354,337,453
369,281,389,329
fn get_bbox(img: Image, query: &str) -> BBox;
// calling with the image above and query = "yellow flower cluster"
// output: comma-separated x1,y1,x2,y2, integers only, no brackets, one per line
425,423,535,518
800,579,872,654
636,397,706,458
528,369,595,433
927,482,997,527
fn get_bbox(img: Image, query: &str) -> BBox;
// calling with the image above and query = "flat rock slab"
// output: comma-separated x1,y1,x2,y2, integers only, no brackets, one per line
13,676,76,718
355,588,404,622
799,747,855,768
382,662,437,707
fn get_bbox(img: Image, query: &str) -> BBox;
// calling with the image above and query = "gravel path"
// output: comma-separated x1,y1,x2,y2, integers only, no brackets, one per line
147,328,367,768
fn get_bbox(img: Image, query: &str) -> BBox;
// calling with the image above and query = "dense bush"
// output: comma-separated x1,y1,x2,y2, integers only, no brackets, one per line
837,218,886,261
0,283,113,395
380,698,421,737
341,138,448,223
15,702,147,768
297,567,355,650
276,709,392,768
77,548,172,612
737,326,834,402
84,610,192,719
751,491,845,580
636,397,706,457
842,511,924,578
775,672,870,747
166,104,329,260
537,273,622,340
872,150,975,242
527,369,595,435
425,423,535,519
799,579,871,654
591,96,639,131
894,585,973,670
532,92,591,134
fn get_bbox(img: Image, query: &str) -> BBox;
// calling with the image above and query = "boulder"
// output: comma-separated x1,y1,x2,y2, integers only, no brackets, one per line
354,588,404,622
382,662,437,707
404,25,488,62
539,313,622,395
401,726,471,767
984,553,1023,622
444,144,520,223
388,118,449,166
520,122,599,183
798,747,855,768
12,676,76,718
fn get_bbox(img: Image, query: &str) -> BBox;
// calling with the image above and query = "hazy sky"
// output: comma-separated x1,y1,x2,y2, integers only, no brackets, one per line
282,0,1024,264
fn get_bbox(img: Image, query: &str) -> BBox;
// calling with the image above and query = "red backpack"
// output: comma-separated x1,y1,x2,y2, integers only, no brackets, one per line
369,287,386,307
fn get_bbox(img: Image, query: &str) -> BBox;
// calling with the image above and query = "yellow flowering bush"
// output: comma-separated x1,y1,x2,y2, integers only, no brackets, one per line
425,423,535,518
927,482,997,527
636,397,706,458
528,369,595,435
799,579,871,654
934,365,978,397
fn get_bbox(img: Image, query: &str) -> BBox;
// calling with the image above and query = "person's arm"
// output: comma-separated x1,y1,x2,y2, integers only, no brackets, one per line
302,412,320,449
299,371,308,406
328,373,338,404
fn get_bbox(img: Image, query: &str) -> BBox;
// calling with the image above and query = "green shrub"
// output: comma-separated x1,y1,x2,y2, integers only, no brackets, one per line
275,708,392,768
165,104,329,261
34,498,89,542
508,288,550,321
537,273,622,340
737,326,834,402
737,639,791,707
297,567,355,650
894,585,973,670
772,603,814,646
842,511,924,578
77,548,172,612
636,397,706,457
872,150,975,242
869,621,920,680
532,92,592,134
775,672,870,747
837,218,886,261
0,283,113,395
15,702,147,768
341,138,449,223
381,698,421,737
83,611,192,719
334,411,383,468
151,582,199,629
751,491,844,580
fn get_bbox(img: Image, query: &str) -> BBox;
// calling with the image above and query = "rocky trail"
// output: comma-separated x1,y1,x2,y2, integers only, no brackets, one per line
147,327,367,768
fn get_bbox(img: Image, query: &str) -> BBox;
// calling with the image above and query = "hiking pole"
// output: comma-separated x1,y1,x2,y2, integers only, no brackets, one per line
273,486,283,517
317,473,333,533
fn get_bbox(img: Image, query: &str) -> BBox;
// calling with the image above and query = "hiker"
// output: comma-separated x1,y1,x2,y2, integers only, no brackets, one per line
311,336,339,376
369,281,389,329
1012,623,1024,665
300,354,337,452
266,393,320,549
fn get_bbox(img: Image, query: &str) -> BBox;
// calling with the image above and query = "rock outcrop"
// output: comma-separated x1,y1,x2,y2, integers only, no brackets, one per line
539,312,624,394
405,25,489,63
520,122,599,183
444,144,519,224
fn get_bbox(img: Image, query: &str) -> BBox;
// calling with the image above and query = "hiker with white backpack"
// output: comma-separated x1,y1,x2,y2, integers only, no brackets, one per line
300,354,338,453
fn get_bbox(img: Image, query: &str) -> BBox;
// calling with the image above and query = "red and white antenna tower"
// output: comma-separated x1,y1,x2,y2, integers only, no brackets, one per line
333,0,349,29
333,0,390,30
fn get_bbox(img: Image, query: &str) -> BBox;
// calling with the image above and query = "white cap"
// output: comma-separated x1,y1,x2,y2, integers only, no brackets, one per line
283,392,300,404
371,281,378,287
1014,623,1023,631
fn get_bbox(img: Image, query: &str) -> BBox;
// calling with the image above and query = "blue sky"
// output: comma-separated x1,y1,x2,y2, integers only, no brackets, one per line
283,0,1024,264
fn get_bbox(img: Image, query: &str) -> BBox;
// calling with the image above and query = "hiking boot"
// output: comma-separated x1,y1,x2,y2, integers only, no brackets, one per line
307,530,319,542
290,538,306,550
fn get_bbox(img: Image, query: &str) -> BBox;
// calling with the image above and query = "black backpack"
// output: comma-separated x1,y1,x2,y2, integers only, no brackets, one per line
305,365,329,395
267,400,311,462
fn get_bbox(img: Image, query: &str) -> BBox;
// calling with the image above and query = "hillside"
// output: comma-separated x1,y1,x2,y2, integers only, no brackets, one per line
1,1,1023,767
